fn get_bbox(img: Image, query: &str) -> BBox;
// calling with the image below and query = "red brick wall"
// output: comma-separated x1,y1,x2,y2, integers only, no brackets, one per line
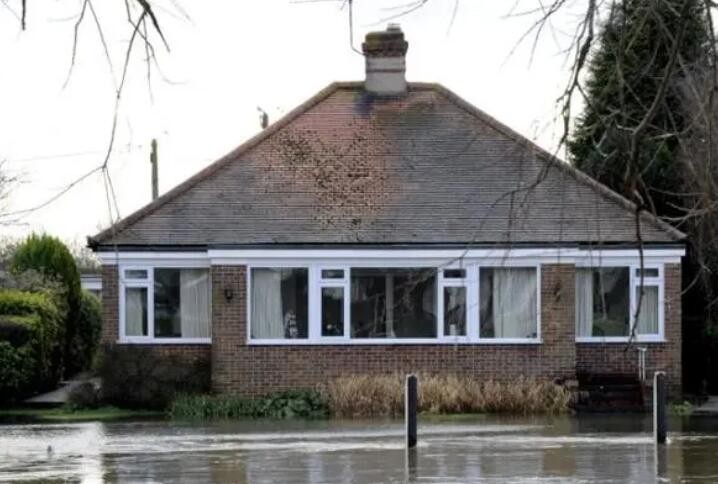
576,263,682,395
210,264,578,397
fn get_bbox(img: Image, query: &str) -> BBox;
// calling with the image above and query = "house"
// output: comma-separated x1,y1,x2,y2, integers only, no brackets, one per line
88,25,684,397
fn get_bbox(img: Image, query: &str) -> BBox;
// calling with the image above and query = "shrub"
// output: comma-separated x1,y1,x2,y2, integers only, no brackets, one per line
169,389,329,420
0,290,63,399
10,234,83,375
66,381,101,410
321,374,571,417
97,345,210,409
68,291,102,373
0,341,34,397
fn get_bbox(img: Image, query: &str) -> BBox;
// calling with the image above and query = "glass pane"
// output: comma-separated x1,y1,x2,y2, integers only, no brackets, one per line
321,287,344,337
124,269,148,280
444,286,466,336
636,268,659,278
154,268,211,339
635,285,659,335
591,268,630,336
443,269,466,279
351,268,436,338
251,268,309,339
154,269,181,338
124,287,148,336
480,268,537,339
321,269,345,279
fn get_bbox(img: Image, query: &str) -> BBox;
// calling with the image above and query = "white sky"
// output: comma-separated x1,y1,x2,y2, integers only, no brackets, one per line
0,0,586,246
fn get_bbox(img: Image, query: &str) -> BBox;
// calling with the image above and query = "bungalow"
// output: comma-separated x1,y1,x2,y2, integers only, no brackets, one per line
88,25,684,397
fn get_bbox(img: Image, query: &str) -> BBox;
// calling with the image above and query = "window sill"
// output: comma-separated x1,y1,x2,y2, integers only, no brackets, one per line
576,337,666,344
117,338,212,345
247,338,543,346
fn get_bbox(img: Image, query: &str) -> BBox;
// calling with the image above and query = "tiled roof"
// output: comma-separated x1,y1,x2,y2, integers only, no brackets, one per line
89,82,683,248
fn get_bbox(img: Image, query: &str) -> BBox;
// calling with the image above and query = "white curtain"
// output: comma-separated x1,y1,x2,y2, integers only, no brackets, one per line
576,269,594,337
180,269,211,338
636,286,659,335
493,268,537,338
125,287,145,336
251,269,284,338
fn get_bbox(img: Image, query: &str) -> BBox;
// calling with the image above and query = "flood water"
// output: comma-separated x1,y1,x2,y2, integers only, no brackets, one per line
1,414,718,483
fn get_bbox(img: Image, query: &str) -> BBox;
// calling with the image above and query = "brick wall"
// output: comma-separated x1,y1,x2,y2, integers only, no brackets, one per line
576,263,682,395
210,263,578,397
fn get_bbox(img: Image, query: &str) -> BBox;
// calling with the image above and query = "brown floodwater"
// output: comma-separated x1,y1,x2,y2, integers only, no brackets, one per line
1,414,718,483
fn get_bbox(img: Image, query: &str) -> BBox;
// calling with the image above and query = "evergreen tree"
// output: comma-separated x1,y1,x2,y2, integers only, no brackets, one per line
568,0,710,217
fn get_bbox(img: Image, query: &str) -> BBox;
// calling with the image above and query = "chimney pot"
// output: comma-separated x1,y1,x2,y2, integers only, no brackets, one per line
362,24,408,96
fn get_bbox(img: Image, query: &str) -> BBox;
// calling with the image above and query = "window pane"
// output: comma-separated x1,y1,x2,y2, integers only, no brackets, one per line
154,268,211,338
444,286,466,336
635,285,659,335
124,269,148,280
251,268,308,339
576,268,631,337
443,269,466,279
125,287,148,336
636,268,659,278
321,287,344,337
321,269,345,279
480,268,537,339
351,268,436,338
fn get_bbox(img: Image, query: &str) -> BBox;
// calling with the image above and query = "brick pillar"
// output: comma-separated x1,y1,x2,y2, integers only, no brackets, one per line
101,265,119,345
663,263,682,396
540,264,576,381
211,265,247,393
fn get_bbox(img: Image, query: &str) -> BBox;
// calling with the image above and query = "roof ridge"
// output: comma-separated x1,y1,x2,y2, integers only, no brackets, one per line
431,84,685,242
89,82,345,246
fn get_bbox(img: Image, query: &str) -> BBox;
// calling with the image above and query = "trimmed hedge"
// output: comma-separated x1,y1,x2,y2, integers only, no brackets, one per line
10,234,82,376
0,290,63,400
68,291,102,372
97,345,210,409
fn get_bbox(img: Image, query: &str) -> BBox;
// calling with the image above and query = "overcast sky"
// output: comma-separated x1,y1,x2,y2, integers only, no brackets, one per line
0,0,586,245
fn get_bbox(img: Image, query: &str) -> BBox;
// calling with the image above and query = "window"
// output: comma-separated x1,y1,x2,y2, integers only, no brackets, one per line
439,267,468,338
121,267,211,342
576,266,661,339
350,268,436,338
250,268,308,339
480,267,538,339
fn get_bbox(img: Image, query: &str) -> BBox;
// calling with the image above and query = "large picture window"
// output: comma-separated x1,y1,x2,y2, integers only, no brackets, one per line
121,267,211,342
250,268,308,339
479,267,538,339
576,266,661,340
351,268,436,338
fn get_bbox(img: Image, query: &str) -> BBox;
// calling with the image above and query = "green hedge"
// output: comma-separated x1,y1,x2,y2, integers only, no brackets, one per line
68,291,102,373
0,290,63,399
169,390,329,420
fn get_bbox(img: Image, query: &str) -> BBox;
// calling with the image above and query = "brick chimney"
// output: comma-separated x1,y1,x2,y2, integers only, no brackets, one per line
362,24,408,96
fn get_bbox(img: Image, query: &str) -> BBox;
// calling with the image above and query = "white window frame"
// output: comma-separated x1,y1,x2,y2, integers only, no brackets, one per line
247,261,542,345
118,264,212,345
575,263,664,343
476,264,542,344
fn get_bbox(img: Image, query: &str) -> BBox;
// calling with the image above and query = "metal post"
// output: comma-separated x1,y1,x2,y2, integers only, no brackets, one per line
405,374,417,448
654,371,667,444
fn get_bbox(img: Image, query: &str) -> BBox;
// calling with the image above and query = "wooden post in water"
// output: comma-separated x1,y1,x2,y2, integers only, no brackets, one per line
654,371,667,444
406,374,417,448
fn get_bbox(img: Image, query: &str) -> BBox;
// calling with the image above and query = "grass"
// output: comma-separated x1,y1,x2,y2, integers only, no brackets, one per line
321,374,571,418
0,406,163,423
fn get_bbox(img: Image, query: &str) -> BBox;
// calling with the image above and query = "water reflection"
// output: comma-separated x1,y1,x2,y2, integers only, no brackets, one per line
2,415,718,483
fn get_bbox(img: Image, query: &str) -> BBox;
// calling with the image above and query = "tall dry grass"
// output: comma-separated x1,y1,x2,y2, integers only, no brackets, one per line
320,374,570,418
